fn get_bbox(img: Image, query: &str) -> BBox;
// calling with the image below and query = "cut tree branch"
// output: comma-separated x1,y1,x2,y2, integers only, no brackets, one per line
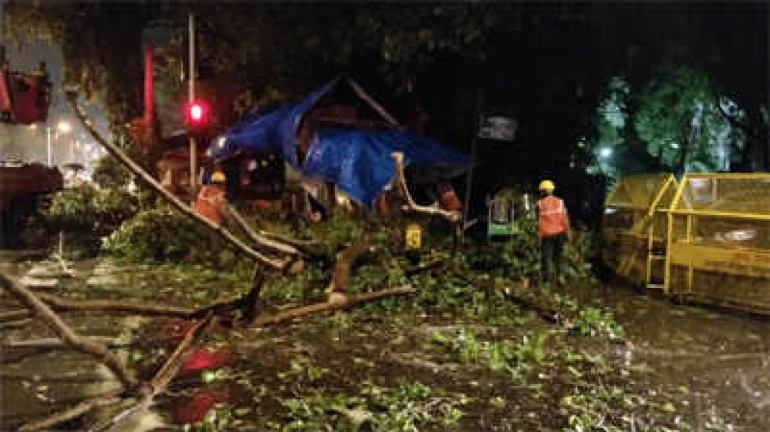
327,242,373,294
0,274,136,389
66,94,290,271
224,203,303,257
18,390,124,432
391,152,462,224
151,314,214,393
0,309,32,322
258,230,321,253
253,285,415,327
36,291,196,317
90,313,214,432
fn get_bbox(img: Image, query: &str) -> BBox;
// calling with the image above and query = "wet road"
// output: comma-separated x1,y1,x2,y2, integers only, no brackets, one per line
573,283,770,430
1,254,769,431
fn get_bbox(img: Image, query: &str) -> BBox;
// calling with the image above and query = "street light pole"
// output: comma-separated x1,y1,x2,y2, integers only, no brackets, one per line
188,12,197,205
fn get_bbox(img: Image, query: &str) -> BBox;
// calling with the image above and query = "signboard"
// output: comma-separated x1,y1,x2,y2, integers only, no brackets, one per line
478,114,517,142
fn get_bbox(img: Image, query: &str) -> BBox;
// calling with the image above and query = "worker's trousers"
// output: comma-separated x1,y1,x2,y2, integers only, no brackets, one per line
540,233,567,284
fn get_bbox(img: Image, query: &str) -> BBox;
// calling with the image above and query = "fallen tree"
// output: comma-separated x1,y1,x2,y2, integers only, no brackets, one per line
66,94,296,271
0,90,595,432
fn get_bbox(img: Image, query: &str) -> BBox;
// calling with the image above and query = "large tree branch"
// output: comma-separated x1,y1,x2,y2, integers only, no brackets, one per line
391,152,461,224
258,230,321,253
327,242,374,294
19,390,124,432
253,285,415,327
65,94,290,271
0,274,136,389
224,203,303,257
35,291,196,317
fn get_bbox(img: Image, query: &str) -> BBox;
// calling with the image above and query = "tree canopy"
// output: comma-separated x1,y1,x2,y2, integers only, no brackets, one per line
3,1,767,177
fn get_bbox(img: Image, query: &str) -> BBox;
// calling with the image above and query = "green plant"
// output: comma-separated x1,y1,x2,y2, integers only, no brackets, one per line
183,404,235,432
278,357,329,383
431,327,547,382
45,184,138,235
274,381,466,432
92,156,130,189
103,208,231,264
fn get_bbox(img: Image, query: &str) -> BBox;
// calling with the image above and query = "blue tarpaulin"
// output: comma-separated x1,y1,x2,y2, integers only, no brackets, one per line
208,79,468,206
209,79,339,164
303,128,468,205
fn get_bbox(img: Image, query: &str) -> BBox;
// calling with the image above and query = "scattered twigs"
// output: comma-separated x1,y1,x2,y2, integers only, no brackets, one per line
66,94,290,271
444,267,561,324
0,308,32,322
391,152,462,224
35,291,196,317
253,285,415,327
0,274,136,389
2,271,266,323
224,203,303,257
258,230,321,253
241,265,266,323
327,242,373,294
188,269,266,322
0,318,32,330
151,313,214,393
51,231,75,277
19,390,124,432
89,313,215,432
405,258,445,277
3,336,116,349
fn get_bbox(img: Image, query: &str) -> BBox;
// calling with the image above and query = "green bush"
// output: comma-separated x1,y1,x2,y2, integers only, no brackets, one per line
45,185,138,236
103,208,239,265
463,219,594,281
92,156,130,189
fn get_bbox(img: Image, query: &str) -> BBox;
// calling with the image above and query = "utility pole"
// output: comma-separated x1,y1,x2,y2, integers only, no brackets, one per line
46,126,52,166
188,13,197,205
463,89,483,226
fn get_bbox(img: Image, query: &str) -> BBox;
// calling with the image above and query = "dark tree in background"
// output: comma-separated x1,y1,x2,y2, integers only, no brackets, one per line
3,1,768,206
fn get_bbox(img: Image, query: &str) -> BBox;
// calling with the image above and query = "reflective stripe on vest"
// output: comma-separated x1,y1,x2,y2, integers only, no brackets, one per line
538,196,567,238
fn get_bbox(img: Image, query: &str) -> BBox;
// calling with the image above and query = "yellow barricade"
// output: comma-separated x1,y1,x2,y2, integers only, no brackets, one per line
602,174,678,287
665,173,770,314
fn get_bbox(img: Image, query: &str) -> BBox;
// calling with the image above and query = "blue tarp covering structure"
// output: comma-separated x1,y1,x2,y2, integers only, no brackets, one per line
208,79,338,165
304,128,468,205
208,79,469,206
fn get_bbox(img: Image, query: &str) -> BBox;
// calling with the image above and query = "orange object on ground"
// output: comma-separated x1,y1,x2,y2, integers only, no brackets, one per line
194,184,226,224
538,195,569,238
438,186,461,212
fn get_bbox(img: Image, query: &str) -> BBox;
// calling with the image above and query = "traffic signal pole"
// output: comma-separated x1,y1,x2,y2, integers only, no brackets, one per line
188,13,197,205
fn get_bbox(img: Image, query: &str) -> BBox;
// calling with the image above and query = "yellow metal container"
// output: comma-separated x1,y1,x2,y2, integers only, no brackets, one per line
602,174,678,288
665,173,770,314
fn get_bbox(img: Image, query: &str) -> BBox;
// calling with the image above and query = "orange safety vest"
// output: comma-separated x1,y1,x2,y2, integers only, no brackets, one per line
538,195,568,238
195,185,226,224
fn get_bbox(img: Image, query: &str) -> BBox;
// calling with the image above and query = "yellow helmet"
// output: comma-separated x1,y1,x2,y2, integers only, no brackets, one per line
538,180,555,191
211,171,226,184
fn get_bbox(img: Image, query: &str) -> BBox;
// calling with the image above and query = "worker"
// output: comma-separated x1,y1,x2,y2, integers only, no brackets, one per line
537,179,571,286
195,170,227,224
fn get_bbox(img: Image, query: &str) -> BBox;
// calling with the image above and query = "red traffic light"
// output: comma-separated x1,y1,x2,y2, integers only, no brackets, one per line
185,100,209,125
190,104,203,121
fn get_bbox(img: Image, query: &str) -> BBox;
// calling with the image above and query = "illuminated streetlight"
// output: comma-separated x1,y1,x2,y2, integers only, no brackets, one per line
599,147,613,158
57,121,72,134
